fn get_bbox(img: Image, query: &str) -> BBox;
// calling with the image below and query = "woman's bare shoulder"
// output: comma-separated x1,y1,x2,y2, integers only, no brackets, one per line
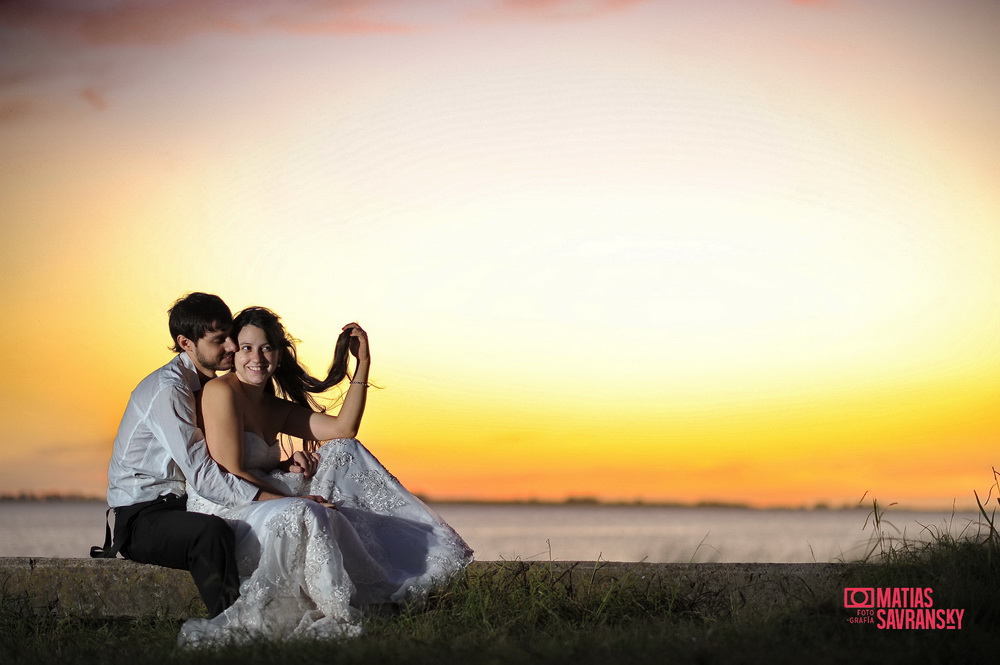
203,373,240,399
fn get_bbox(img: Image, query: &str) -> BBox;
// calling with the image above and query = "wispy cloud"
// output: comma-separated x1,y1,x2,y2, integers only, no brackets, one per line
0,0,652,45
0,0,420,46
79,87,108,111
0,0,420,119
497,0,649,20
0,97,37,124
788,0,837,7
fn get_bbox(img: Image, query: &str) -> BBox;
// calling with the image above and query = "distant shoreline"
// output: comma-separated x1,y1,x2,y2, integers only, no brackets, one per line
0,492,977,512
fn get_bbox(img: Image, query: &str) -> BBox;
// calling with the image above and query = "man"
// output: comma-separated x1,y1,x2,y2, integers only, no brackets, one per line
95,292,304,617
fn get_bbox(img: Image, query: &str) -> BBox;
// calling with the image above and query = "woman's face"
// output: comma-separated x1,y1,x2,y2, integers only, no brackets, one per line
233,324,281,386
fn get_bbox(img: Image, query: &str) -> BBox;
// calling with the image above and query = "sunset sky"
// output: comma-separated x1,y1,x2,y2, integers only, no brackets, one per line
1,0,997,508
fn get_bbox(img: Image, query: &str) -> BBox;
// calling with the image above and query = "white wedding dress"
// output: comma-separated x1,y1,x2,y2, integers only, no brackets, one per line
178,435,472,647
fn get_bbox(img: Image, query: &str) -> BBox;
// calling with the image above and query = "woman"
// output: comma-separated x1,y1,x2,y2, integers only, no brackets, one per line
178,307,472,646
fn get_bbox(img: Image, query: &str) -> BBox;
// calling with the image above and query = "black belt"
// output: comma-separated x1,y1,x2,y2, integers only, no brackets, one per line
89,493,186,558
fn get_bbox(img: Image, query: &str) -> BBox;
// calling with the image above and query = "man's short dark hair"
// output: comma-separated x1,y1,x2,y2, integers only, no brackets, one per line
168,292,233,353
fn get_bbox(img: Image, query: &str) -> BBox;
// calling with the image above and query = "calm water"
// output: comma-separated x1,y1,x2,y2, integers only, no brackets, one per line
0,501,987,563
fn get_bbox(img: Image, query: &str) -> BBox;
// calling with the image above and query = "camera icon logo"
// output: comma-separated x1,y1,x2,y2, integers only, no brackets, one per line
844,588,875,609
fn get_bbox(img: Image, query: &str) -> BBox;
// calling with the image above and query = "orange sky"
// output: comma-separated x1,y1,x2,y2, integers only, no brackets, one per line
1,0,998,508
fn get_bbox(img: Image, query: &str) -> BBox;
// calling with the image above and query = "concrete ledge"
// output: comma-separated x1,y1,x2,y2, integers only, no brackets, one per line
0,557,206,619
0,558,854,620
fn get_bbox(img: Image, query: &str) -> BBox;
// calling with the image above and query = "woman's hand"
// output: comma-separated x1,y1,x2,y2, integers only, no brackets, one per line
341,322,370,365
284,450,320,477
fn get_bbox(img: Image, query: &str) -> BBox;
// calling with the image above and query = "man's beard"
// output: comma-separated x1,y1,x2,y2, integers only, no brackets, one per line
197,350,233,372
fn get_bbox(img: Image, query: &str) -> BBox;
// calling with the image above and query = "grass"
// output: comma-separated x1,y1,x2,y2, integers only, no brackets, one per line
3,476,1000,664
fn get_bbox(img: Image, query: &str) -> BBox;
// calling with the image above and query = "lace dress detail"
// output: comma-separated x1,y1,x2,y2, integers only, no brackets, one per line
180,435,472,647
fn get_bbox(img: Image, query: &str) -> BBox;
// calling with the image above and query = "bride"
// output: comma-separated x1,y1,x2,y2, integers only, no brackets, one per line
178,307,472,646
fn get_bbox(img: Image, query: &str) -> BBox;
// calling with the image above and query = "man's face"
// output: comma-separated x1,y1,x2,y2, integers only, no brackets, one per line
191,326,236,373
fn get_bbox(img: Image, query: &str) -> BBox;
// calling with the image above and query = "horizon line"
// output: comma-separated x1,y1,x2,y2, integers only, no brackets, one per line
0,491,980,513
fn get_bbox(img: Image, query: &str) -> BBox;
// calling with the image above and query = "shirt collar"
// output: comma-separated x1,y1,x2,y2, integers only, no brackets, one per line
176,352,207,394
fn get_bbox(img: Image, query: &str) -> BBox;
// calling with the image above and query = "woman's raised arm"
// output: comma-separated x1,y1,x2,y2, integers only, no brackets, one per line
280,322,370,441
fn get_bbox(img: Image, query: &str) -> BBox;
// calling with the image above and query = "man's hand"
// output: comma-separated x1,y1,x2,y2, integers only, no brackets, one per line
256,491,332,505
301,494,335,507
286,450,320,477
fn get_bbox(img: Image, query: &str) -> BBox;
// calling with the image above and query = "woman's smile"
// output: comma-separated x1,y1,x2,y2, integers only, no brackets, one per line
244,363,270,378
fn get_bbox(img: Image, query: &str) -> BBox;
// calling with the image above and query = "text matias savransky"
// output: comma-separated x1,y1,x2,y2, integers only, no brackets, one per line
843,587,965,630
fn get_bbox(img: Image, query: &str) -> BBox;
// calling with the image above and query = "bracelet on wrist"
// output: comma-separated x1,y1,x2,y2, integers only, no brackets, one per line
350,381,369,387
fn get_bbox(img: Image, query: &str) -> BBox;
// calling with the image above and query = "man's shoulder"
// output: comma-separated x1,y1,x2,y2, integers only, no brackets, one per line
133,356,191,396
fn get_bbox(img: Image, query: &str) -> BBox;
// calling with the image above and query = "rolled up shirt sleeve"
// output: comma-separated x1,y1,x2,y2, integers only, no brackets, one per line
148,381,259,507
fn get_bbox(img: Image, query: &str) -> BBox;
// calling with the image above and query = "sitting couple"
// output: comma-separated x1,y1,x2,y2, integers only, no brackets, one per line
98,292,472,646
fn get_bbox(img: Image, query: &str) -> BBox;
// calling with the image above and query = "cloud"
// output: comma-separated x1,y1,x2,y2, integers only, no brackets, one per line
0,97,36,124
0,0,419,46
79,87,108,111
262,15,418,36
0,61,110,122
497,0,649,19
0,0,646,122
0,0,649,45
0,70,40,88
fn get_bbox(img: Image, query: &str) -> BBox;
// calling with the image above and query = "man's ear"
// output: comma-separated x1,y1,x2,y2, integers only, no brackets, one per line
176,335,196,353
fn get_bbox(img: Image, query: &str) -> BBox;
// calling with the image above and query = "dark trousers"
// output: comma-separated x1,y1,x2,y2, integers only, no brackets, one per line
118,495,240,618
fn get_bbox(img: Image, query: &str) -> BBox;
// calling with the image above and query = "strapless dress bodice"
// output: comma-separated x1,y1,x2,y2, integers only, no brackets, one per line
242,431,280,477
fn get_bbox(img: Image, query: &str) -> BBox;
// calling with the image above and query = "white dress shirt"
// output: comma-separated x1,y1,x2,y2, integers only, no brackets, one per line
106,353,259,508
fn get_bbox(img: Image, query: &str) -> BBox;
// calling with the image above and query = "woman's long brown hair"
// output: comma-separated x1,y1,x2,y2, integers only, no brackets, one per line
231,306,354,452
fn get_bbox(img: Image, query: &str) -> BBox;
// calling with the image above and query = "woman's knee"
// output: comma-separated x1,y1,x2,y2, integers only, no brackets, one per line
321,437,368,461
324,437,361,450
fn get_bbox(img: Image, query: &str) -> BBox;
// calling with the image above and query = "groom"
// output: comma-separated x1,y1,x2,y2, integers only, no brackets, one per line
95,292,290,617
